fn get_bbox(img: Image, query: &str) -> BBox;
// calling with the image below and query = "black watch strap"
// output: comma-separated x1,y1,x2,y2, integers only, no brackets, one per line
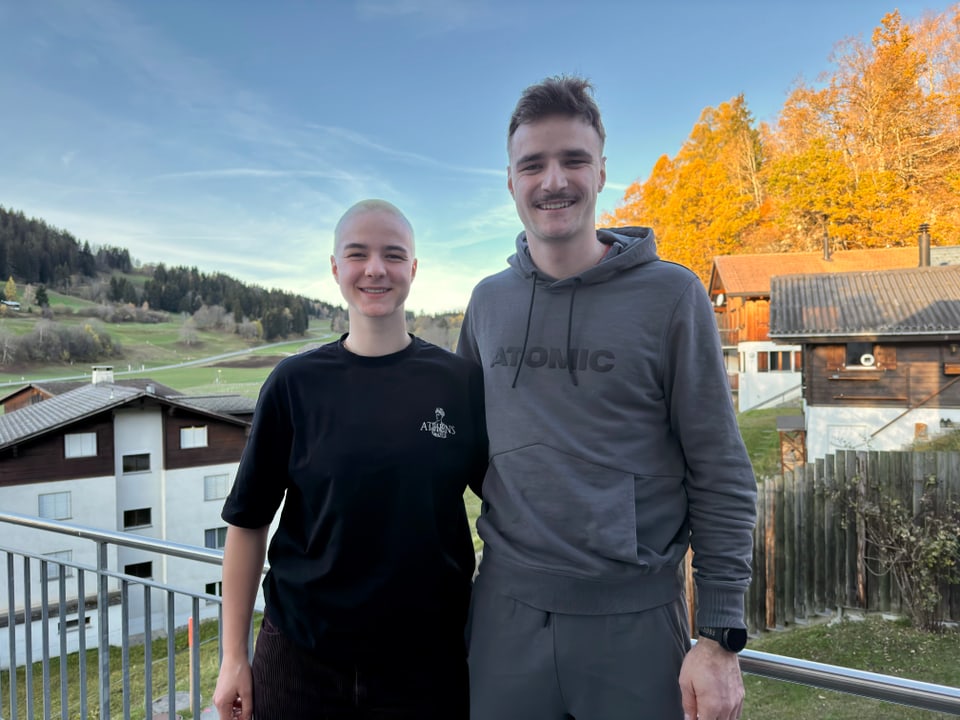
697,626,747,653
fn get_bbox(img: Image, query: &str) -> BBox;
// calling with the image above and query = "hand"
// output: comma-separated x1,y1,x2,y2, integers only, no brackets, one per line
678,638,744,720
213,655,254,720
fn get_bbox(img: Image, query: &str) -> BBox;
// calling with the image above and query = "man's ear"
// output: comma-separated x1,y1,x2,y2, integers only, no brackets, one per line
507,165,515,198
599,156,607,192
410,258,418,281
330,254,339,283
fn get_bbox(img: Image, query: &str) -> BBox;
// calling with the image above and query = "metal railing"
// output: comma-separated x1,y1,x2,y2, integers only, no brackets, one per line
738,647,960,714
1,510,228,719
2,511,960,718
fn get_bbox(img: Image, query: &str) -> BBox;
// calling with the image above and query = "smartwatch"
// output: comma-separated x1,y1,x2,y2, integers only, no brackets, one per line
697,626,747,653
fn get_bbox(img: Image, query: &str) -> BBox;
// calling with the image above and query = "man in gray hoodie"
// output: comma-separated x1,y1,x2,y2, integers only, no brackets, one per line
457,75,757,720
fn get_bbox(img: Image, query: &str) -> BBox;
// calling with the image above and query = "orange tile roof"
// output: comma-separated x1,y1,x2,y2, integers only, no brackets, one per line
711,247,920,296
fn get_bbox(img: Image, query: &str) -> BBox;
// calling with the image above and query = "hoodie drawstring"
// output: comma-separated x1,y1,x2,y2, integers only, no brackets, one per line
511,271,538,388
566,278,581,386
512,272,581,388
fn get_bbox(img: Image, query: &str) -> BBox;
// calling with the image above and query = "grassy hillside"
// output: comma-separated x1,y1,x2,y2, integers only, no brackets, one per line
0,312,335,391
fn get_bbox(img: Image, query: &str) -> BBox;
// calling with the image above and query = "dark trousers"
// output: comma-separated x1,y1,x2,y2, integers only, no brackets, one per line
251,615,469,720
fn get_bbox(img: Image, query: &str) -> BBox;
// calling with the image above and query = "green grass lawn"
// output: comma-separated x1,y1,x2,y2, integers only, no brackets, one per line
737,404,802,478
744,616,960,719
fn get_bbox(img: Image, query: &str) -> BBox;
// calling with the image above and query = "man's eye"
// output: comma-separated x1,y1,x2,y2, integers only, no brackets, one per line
520,164,540,172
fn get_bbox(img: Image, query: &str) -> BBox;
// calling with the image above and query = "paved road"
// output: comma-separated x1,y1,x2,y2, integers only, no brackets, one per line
0,337,325,388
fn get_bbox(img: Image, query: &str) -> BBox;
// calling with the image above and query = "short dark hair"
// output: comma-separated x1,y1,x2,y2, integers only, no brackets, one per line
508,75,606,149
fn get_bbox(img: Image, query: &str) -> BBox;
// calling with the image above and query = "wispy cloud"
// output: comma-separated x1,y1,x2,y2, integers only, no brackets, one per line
311,124,503,177
147,168,371,183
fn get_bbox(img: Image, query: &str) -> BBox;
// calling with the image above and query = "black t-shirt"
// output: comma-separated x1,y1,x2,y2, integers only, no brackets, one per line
222,335,487,662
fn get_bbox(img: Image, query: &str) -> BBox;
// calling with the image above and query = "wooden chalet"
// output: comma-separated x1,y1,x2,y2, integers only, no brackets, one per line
768,265,960,462
707,240,958,410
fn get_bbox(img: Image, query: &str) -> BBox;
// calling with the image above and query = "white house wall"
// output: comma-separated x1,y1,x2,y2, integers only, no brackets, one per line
0,475,120,616
164,462,240,611
805,405,960,462
738,341,803,412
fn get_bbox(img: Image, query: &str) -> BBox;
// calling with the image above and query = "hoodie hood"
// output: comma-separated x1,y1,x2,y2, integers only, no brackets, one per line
507,226,659,286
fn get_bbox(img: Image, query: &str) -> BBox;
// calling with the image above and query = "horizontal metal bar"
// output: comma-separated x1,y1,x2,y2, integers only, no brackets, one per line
0,510,223,565
739,646,960,715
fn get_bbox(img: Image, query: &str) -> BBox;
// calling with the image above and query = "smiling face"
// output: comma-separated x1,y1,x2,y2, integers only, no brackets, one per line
330,208,417,321
507,114,606,249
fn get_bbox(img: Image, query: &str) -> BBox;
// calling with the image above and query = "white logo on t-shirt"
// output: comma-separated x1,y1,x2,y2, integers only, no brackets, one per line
420,407,455,438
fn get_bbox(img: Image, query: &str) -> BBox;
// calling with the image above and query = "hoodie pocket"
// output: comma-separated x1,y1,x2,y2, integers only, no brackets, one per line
488,446,639,565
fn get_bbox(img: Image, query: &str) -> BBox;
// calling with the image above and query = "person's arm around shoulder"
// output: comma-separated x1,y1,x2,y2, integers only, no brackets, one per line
678,638,744,720
213,524,269,720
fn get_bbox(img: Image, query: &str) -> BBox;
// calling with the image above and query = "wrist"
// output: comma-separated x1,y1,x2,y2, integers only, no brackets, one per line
696,626,747,653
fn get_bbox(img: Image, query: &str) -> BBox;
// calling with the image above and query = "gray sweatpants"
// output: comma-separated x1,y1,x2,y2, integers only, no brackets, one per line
467,570,690,720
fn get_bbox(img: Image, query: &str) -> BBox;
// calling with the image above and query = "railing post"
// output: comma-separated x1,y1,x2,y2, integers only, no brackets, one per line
6,552,16,720
78,570,88,720
97,540,111,720
191,598,202,718
23,556,34,720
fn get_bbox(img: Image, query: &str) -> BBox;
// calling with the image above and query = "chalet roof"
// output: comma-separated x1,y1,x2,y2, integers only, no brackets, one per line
0,383,249,450
933,246,960,265
711,247,922,297
0,378,182,405
177,394,257,416
0,383,140,447
769,265,960,340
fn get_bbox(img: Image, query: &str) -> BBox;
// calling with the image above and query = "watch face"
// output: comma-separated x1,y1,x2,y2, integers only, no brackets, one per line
724,627,748,652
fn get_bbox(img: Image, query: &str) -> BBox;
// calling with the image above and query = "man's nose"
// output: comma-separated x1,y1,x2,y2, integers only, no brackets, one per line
541,162,568,192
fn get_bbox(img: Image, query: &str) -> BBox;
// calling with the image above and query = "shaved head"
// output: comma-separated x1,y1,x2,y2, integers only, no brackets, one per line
333,199,415,255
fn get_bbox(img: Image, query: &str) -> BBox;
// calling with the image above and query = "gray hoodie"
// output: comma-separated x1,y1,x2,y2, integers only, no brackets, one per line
458,227,757,628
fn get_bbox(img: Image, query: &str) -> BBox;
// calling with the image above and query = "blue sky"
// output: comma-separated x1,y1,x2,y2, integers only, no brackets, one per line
0,1,950,314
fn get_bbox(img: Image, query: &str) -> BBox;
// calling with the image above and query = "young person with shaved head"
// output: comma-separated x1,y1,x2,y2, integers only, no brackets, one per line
214,199,486,720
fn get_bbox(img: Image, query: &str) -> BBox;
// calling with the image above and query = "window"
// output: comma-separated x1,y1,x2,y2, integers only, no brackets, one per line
756,352,769,372
846,342,875,368
180,426,208,449
42,550,74,580
205,526,228,550
58,616,91,633
205,581,223,597
64,432,97,458
204,473,230,501
123,507,152,529
39,492,72,520
122,453,151,473
124,561,152,579
757,350,795,373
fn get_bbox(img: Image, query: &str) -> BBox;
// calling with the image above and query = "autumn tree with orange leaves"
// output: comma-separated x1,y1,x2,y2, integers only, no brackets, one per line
603,6,960,283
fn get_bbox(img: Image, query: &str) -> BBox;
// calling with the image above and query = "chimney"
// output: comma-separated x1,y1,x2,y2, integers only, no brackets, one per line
918,223,931,267
91,365,115,385
822,231,832,261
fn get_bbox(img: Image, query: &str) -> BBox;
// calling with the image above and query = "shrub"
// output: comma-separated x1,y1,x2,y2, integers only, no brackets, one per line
844,476,960,632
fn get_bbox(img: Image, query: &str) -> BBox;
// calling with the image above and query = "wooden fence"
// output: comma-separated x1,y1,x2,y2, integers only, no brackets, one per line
743,449,960,633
